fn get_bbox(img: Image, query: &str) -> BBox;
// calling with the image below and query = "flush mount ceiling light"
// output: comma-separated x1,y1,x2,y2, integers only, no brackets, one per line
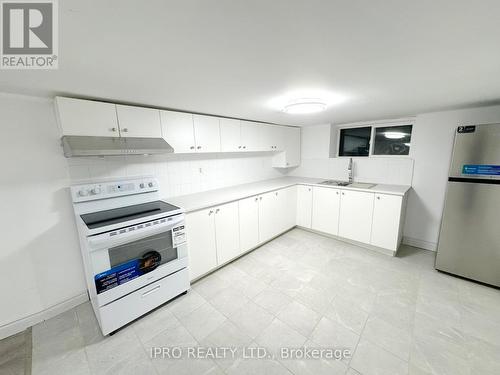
384,131,406,139
282,98,327,114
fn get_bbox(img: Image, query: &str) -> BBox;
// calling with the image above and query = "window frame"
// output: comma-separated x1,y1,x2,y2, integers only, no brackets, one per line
336,120,414,159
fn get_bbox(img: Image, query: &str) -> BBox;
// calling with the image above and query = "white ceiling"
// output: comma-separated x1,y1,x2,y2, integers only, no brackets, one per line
2,0,500,126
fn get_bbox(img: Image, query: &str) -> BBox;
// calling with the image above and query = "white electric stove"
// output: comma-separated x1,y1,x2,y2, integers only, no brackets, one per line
71,176,189,335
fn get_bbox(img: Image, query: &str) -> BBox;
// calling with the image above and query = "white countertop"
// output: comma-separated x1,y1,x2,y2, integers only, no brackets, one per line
166,177,411,213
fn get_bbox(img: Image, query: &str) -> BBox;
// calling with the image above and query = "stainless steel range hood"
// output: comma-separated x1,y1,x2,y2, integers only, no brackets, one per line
61,136,174,157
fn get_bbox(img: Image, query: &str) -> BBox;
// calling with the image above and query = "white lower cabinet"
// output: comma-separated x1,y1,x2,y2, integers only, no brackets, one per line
296,185,313,228
186,202,240,280
338,190,375,244
258,191,276,243
185,207,217,280
186,185,406,281
370,194,403,251
312,187,341,235
239,196,260,252
214,201,241,264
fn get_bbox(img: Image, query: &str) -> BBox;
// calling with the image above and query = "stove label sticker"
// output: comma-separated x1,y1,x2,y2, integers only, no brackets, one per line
95,259,143,294
462,164,500,176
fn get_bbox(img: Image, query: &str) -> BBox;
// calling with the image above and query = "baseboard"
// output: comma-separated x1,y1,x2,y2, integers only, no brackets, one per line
402,236,437,251
0,292,89,340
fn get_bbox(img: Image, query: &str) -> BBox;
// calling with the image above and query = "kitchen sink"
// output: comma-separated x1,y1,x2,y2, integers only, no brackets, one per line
318,180,376,189
318,180,351,186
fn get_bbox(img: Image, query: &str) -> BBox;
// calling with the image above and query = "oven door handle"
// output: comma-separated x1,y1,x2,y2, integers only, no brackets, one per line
87,217,184,250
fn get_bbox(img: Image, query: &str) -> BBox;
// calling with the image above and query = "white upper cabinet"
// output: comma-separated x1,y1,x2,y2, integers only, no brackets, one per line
371,194,403,251
260,124,275,151
220,118,241,152
312,187,341,235
272,126,301,168
240,121,262,151
239,196,260,252
338,190,375,243
272,126,285,151
296,185,313,228
115,105,162,138
214,201,241,265
193,115,221,152
160,110,195,153
56,97,119,137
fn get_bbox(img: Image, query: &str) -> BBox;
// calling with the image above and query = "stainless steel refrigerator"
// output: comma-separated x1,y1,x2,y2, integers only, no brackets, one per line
435,123,500,287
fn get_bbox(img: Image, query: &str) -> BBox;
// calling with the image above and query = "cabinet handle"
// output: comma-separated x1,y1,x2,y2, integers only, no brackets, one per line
275,192,278,196
215,208,220,213
122,128,128,133
238,146,242,149
342,192,345,195
254,197,258,202
190,146,195,150
197,146,201,149
336,191,339,195
110,127,117,132
243,146,246,149
377,196,380,200
208,210,213,215
259,197,262,200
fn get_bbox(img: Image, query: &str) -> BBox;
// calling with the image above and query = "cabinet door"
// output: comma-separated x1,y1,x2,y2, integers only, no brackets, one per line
160,110,195,153
370,194,403,251
271,126,285,151
260,124,275,151
240,121,261,151
312,187,341,235
284,127,301,167
296,185,313,228
239,196,260,252
283,186,297,230
214,201,241,264
258,192,277,242
116,105,162,138
338,190,375,244
185,208,217,280
272,127,301,168
193,115,221,152
55,97,119,137
220,118,241,152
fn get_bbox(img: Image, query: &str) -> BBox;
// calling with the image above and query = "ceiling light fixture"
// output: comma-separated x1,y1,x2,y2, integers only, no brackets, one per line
282,98,327,114
384,131,406,139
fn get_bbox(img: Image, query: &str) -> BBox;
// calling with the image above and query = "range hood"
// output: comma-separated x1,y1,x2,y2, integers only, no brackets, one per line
61,136,174,157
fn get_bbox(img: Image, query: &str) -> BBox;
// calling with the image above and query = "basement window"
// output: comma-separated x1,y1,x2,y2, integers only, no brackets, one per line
338,126,371,157
373,125,413,155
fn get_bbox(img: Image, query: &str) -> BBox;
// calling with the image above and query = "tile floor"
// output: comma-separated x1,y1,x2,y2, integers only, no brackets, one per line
0,329,31,375
28,228,500,375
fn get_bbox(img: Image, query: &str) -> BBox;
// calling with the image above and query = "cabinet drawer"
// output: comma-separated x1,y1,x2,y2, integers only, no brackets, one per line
99,268,189,335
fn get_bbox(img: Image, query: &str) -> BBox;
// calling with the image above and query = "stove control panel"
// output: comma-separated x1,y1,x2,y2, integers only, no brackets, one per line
72,177,158,202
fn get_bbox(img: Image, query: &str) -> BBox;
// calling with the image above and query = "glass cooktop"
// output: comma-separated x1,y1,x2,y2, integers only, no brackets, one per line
81,200,180,229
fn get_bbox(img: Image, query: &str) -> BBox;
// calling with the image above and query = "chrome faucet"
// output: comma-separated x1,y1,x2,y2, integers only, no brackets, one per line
347,157,354,183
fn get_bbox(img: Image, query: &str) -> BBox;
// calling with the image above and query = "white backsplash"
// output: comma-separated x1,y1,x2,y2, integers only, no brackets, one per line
289,157,414,185
67,152,285,198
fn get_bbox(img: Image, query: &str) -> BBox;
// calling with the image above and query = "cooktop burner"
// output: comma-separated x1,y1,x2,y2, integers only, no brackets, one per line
81,200,180,229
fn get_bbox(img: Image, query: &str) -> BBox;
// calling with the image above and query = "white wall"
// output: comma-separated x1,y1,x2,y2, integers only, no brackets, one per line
290,124,415,185
404,105,500,250
0,93,283,338
0,94,86,338
294,106,500,251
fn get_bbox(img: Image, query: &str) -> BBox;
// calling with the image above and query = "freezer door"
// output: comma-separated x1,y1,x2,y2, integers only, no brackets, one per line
449,123,500,179
435,181,500,287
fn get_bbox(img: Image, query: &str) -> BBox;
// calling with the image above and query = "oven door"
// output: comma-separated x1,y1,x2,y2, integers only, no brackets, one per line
87,215,187,306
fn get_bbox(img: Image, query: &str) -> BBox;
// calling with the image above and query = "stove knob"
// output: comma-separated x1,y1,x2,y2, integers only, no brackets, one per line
148,182,154,188
90,187,101,195
78,189,89,197
139,183,145,188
